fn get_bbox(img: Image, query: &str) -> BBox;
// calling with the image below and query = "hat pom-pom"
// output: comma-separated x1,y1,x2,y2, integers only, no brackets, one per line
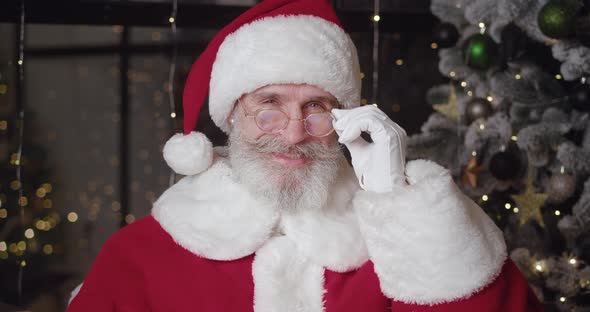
163,131,214,175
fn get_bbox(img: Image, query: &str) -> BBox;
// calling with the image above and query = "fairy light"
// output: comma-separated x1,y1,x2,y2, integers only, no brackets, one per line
15,1,26,302
168,0,179,187
467,90,473,96
460,81,467,87
481,194,489,201
513,207,519,213
511,135,518,141
24,228,34,239
515,74,521,80
555,74,562,80
559,297,566,302
505,203,511,209
534,261,544,272
555,210,561,216
449,71,456,77
471,150,477,156
479,123,485,130
67,212,78,223
569,258,576,265
430,42,438,49
370,0,381,108
486,96,494,102
395,59,404,66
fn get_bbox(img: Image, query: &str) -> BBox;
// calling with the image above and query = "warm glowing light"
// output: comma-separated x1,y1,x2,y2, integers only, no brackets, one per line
505,203,511,209
515,74,521,80
467,91,473,96
395,59,404,66
67,212,78,223
449,71,456,77
513,207,519,213
555,210,561,216
478,22,485,28
511,135,518,141
170,112,177,118
0,242,6,252
472,150,477,156
569,258,577,265
555,74,562,80
169,17,175,23
482,195,489,201
373,15,381,22
0,209,6,219
486,96,494,102
24,228,34,239
479,124,485,130
534,262,544,272
17,59,23,65
559,297,566,302
43,244,53,255
460,81,467,87
430,42,438,49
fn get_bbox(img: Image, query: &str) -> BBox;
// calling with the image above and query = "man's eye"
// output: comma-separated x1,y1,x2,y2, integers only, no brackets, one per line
305,102,325,110
262,99,277,104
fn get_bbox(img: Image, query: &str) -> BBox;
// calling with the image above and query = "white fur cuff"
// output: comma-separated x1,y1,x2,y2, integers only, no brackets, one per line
353,159,507,305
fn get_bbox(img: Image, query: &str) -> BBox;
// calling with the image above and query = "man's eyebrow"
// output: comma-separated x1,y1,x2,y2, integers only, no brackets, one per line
307,96,339,107
251,92,280,101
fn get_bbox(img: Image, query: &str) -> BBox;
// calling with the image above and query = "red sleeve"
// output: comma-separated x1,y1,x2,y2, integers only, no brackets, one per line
390,260,544,312
66,233,149,312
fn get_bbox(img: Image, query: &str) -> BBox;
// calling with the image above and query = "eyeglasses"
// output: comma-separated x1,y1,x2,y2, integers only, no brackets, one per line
237,100,336,137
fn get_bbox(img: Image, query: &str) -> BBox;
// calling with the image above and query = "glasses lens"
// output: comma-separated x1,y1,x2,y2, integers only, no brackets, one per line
305,113,334,137
255,110,288,133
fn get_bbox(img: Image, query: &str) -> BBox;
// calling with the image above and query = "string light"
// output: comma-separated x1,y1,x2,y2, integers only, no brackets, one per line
486,96,493,102
515,74,521,80
513,207,519,213
534,261,544,272
24,228,34,239
168,0,179,187
482,194,489,201
395,59,404,66
555,210,561,216
449,71,456,77
559,297,566,302
372,15,381,22
67,212,78,223
511,135,518,141
569,258,576,265
479,123,485,130
430,42,438,49
555,74,562,80
505,203,512,209
168,16,175,24
467,90,473,96
460,81,467,87
471,150,477,156
0,242,6,251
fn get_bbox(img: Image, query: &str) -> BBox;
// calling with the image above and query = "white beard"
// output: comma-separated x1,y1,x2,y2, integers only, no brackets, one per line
228,130,344,213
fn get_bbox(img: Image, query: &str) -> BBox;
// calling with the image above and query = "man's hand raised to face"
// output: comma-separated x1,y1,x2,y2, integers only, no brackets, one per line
332,105,408,193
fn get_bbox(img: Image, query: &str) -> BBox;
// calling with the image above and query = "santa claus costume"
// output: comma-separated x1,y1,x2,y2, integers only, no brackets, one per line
67,0,543,311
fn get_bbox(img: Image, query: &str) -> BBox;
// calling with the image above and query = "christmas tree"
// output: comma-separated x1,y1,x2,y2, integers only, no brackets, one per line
0,64,70,307
409,0,590,310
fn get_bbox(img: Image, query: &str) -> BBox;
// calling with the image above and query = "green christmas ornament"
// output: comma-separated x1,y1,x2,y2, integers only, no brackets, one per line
463,34,498,70
537,0,579,39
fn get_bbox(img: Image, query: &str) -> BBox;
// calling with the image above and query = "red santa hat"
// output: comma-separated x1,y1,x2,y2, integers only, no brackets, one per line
163,0,361,175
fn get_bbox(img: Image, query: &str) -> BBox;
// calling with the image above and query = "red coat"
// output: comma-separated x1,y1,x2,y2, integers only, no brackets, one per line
68,158,543,312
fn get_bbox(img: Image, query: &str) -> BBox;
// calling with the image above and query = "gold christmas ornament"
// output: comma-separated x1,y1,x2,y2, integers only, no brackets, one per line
433,85,459,121
511,174,548,227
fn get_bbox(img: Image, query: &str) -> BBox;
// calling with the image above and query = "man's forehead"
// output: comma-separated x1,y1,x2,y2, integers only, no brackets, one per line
247,84,339,104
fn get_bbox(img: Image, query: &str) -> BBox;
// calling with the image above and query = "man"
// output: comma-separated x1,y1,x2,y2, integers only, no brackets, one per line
67,0,543,311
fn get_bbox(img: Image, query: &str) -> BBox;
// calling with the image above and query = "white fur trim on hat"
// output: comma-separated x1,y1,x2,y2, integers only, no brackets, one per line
163,131,214,175
210,15,361,133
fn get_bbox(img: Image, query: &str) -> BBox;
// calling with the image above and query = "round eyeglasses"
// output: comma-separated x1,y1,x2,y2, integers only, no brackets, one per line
238,102,336,137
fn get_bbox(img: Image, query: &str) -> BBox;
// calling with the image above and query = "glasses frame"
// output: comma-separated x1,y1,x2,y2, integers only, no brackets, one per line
237,99,336,138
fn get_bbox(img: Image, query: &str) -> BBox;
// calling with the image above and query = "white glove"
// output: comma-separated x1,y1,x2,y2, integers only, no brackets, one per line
332,106,407,193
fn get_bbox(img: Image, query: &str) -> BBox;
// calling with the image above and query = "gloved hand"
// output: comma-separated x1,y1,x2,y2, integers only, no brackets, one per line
332,106,407,193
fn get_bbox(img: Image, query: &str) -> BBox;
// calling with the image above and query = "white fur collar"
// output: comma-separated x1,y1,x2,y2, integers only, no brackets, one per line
152,156,368,271
253,236,325,312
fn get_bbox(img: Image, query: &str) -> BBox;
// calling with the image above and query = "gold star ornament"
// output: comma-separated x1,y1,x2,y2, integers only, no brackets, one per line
511,175,548,227
433,84,459,122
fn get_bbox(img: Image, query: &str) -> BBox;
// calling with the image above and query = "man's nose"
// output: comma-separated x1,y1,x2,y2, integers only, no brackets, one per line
280,118,309,145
